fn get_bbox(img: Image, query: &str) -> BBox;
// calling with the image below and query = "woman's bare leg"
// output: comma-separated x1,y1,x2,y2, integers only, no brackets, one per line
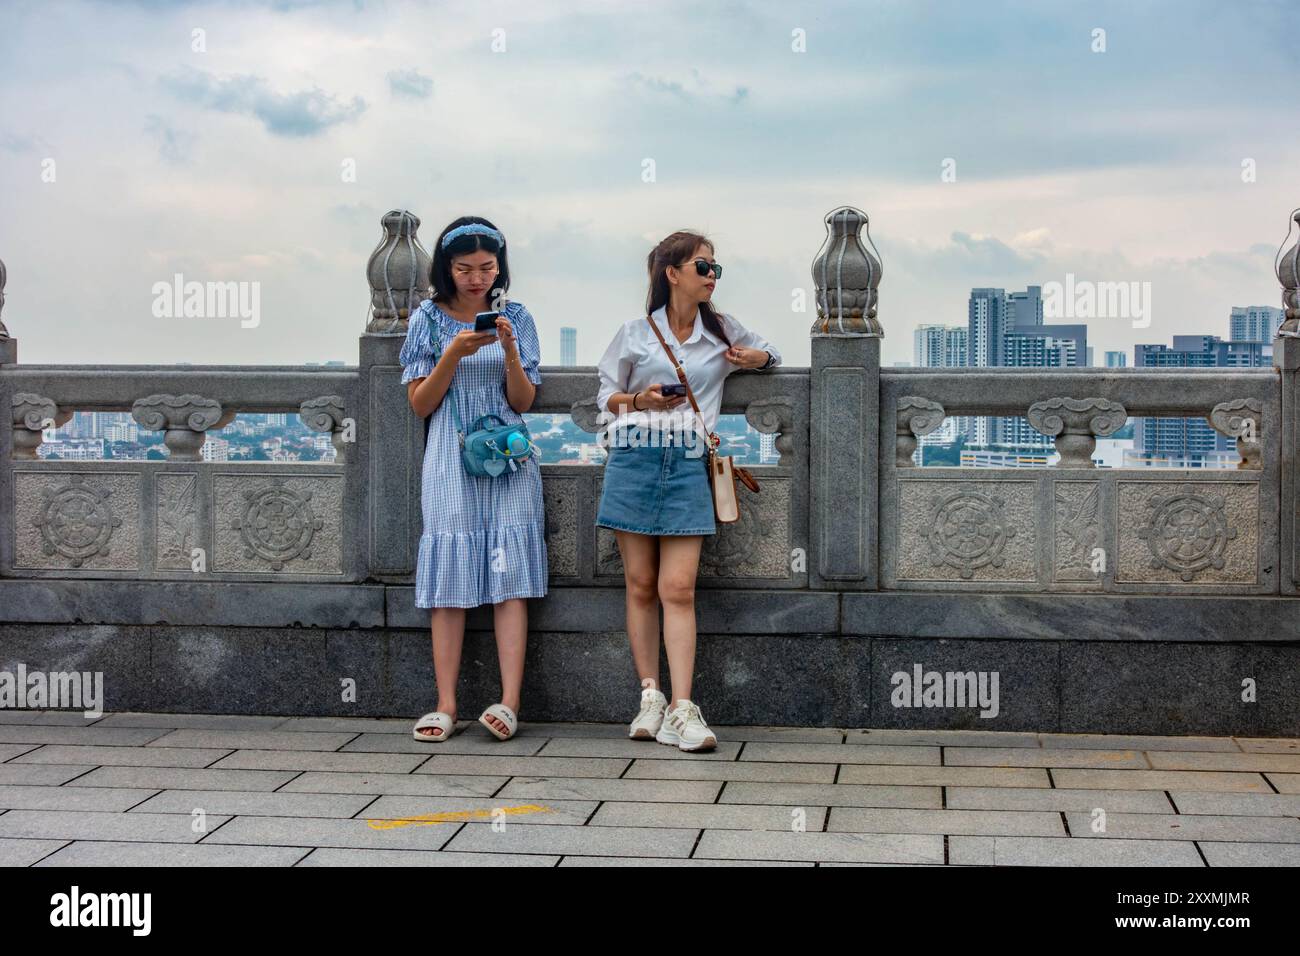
657,535,704,704
487,597,527,733
615,530,661,691
417,607,466,737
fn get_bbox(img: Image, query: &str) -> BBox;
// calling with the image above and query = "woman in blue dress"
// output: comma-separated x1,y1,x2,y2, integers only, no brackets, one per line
399,216,547,743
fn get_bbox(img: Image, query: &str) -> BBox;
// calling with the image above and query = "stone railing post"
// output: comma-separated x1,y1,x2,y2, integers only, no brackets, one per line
1274,208,1300,588
358,210,433,580
809,205,882,588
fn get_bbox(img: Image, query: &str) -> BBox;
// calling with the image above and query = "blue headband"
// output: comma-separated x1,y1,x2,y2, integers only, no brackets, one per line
442,223,504,249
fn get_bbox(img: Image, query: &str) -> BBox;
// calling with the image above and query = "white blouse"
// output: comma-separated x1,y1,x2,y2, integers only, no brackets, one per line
594,304,782,444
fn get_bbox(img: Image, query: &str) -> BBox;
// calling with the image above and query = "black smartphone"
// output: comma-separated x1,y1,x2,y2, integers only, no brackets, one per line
660,383,686,397
474,311,501,333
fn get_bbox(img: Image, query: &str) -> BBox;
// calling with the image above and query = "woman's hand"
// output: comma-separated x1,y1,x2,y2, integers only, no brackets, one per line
636,384,686,411
496,315,518,356
724,345,769,369
446,328,497,360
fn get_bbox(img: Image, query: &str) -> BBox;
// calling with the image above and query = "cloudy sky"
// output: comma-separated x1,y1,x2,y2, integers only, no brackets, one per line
0,0,1296,369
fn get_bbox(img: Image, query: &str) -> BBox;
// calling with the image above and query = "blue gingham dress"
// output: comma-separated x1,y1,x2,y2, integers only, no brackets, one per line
399,298,548,608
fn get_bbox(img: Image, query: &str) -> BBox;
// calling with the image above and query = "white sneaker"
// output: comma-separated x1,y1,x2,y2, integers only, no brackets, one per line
628,687,668,739
655,699,717,752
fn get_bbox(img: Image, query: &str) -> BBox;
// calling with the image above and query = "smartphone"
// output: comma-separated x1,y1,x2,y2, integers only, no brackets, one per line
474,311,501,334
660,383,686,397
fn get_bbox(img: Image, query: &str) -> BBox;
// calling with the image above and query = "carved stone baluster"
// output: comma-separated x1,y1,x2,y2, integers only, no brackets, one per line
299,396,349,463
569,399,603,435
896,397,945,467
1027,397,1127,468
131,394,234,461
11,393,72,460
745,397,794,466
1209,399,1263,470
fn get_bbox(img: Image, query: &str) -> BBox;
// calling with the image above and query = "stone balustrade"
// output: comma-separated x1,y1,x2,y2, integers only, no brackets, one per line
1,205,1298,733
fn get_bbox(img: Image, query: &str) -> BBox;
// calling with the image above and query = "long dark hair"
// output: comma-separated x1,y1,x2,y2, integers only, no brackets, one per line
645,230,730,347
429,215,511,307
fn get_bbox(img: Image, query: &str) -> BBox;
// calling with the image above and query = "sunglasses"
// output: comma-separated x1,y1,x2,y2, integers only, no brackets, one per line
681,258,722,279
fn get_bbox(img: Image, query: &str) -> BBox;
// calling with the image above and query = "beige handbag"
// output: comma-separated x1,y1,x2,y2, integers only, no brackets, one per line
645,315,759,523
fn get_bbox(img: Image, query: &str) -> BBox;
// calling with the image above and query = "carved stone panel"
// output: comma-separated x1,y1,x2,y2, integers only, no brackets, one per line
1116,481,1258,585
15,472,140,570
594,476,792,579
213,474,343,573
542,476,578,577
156,473,200,571
897,479,1036,582
1053,480,1105,583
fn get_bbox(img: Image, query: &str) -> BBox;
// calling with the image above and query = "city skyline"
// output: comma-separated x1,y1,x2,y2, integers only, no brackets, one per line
1,1,1295,372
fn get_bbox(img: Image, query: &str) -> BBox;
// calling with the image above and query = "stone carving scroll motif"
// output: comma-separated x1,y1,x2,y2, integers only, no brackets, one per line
896,397,945,468
569,398,603,435
11,392,72,460
745,397,794,466
132,394,235,461
1208,398,1263,470
1027,397,1127,468
299,395,349,463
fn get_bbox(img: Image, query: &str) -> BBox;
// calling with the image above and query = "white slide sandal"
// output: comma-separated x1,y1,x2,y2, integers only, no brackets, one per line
412,711,455,742
478,704,518,740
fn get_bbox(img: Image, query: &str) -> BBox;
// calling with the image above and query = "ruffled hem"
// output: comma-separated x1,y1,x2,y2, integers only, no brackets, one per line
413,519,549,608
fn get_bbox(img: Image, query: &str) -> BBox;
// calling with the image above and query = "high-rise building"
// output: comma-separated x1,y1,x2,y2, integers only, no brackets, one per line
1007,285,1043,328
560,327,577,367
1134,335,1270,464
968,288,1009,368
913,325,968,367
966,286,1087,449
1105,350,1127,368
1229,306,1284,344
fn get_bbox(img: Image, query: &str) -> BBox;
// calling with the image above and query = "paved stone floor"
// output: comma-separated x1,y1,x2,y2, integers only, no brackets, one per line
0,710,1297,866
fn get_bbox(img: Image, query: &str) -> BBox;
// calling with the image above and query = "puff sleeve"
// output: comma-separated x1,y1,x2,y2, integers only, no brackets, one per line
595,322,633,416
721,312,782,368
509,301,543,386
399,303,438,384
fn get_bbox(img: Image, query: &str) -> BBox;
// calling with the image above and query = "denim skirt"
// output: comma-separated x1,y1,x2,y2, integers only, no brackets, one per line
596,432,715,537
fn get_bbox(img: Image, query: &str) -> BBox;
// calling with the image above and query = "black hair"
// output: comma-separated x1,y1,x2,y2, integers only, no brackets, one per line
645,230,730,346
429,215,511,307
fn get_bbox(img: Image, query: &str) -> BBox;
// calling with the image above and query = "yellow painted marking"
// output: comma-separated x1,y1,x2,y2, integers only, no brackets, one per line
366,804,553,830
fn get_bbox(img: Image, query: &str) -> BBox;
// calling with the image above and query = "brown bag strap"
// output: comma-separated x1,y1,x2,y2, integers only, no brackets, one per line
645,314,719,450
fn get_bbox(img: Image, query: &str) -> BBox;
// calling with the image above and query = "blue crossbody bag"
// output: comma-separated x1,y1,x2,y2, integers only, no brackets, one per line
421,331,541,478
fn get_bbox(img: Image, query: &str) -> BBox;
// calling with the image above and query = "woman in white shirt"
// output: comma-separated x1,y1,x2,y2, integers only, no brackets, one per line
594,231,782,752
